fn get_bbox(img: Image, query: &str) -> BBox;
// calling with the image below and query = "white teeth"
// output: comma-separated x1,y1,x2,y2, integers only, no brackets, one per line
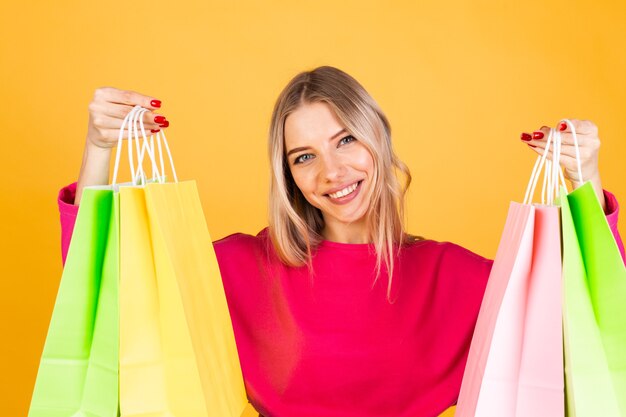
328,182,359,199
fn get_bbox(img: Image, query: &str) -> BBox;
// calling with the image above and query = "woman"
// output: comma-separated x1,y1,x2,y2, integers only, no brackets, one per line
58,66,624,416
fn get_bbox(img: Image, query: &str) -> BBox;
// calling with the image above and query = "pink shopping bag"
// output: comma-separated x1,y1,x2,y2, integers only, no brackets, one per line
456,128,565,417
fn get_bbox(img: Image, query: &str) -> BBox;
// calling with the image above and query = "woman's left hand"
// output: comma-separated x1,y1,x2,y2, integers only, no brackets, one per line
521,119,606,211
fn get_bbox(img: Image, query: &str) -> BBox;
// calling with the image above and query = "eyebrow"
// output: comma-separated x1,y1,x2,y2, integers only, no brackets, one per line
286,128,347,157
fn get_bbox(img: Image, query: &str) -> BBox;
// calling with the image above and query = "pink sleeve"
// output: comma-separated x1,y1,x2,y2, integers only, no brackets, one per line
603,189,625,264
58,182,79,266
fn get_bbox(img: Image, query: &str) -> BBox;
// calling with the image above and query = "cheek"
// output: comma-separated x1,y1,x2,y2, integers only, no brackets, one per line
353,146,375,173
290,169,315,197
290,168,327,210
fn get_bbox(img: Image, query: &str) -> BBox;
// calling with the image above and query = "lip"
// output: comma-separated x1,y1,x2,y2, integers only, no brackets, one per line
324,180,362,196
324,180,363,205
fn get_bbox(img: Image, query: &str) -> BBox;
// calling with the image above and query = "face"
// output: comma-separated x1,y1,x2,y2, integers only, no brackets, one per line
284,101,375,231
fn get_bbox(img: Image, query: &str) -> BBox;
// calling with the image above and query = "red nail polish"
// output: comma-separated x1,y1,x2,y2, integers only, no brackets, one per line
150,129,160,133
520,133,532,141
559,122,567,131
151,100,162,108
532,131,544,139
159,121,170,128
154,115,166,123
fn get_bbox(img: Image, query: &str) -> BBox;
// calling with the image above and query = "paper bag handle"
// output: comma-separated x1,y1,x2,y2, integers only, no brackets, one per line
522,118,583,205
112,105,178,186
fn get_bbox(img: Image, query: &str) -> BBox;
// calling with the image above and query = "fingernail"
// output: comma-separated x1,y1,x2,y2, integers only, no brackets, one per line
150,129,160,133
159,121,170,128
528,143,537,148
520,133,532,142
154,115,166,123
151,100,162,108
532,131,544,139
558,122,567,131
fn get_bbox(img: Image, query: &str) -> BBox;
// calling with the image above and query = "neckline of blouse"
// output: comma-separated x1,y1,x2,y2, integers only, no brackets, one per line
318,239,377,251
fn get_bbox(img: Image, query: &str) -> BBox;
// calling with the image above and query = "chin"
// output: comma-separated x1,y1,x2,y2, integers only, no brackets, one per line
327,206,369,225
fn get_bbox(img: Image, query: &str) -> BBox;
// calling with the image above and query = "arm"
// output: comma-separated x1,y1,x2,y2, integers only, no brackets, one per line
75,87,167,205
525,120,606,210
59,87,169,264
523,120,624,263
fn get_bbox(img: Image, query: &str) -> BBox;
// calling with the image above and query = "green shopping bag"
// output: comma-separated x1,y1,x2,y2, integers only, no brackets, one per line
561,182,626,416
29,187,119,417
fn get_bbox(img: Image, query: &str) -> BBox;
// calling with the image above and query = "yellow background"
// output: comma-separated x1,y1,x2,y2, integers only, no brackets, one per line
1,0,625,415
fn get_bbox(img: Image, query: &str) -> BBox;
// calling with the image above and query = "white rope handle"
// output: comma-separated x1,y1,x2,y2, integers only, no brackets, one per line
133,108,162,185
111,105,179,186
112,105,142,185
559,118,584,185
524,128,553,205
131,107,146,185
550,127,567,202
134,108,182,185
547,128,567,204
135,108,157,182
155,128,179,183
523,122,570,206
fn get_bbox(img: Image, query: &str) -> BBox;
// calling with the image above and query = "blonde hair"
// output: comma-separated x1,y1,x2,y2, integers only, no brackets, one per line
267,66,416,301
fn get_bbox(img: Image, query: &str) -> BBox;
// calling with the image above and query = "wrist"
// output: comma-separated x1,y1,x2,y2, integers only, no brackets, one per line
85,138,114,155
75,139,112,205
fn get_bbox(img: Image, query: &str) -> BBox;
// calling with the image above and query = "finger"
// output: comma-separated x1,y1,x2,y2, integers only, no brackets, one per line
557,119,598,135
521,126,550,142
93,87,162,109
527,143,595,173
97,128,163,142
89,101,163,120
527,145,582,172
554,132,600,149
533,125,551,140
91,113,163,130
548,143,590,159
525,130,599,149
526,138,548,149
89,103,168,126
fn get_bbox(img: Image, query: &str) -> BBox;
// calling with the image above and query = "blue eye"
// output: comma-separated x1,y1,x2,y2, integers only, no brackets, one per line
339,135,356,145
294,153,314,164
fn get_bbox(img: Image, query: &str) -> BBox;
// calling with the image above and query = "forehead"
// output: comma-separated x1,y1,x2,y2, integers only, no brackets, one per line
284,101,344,147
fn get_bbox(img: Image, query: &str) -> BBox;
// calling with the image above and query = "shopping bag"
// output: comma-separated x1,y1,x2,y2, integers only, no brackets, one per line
456,128,565,417
119,185,208,416
513,205,563,415
562,181,626,416
117,106,248,416
29,187,119,417
455,202,534,416
145,180,248,415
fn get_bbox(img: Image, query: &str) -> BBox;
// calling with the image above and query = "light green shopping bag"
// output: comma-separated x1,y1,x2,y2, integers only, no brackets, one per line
29,187,119,417
561,182,626,416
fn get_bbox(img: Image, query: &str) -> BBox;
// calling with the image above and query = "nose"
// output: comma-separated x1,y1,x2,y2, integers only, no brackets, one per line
320,153,346,182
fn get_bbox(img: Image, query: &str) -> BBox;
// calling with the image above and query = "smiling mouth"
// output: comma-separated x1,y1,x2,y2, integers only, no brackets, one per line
325,180,363,199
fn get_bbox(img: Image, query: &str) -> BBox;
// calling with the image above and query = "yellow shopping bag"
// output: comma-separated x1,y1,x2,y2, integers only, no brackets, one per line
116,106,249,417
119,185,206,416
145,180,249,415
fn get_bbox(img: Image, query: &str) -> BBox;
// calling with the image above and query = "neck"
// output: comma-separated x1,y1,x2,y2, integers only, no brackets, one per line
321,217,370,244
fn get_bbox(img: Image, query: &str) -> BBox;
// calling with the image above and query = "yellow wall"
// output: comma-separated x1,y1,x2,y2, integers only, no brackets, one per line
1,0,624,414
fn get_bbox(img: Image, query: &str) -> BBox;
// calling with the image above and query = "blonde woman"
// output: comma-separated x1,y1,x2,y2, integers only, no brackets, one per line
58,66,624,416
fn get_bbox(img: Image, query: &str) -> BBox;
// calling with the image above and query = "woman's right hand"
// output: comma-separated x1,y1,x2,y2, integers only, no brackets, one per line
86,87,168,149
75,87,169,205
